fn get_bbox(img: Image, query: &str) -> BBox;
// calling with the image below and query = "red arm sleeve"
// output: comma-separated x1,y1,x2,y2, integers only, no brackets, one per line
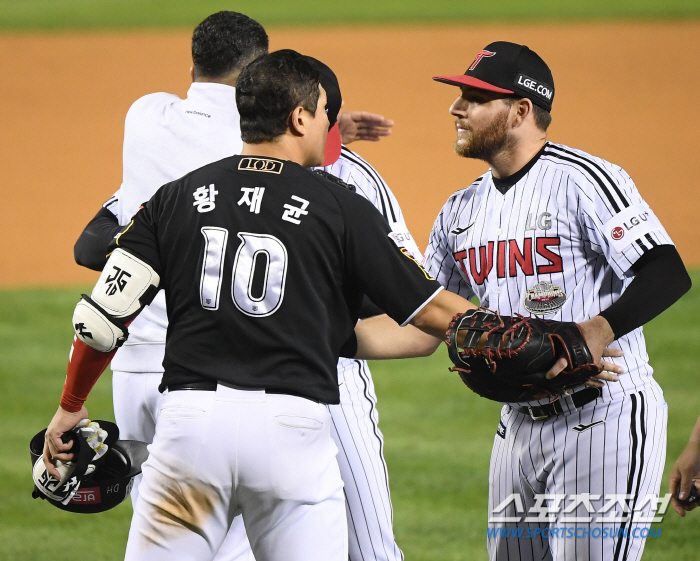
60,337,117,412
60,314,136,411
62,193,161,412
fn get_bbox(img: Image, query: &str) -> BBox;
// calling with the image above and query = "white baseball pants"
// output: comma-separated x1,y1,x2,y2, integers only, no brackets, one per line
113,360,404,561
122,384,347,561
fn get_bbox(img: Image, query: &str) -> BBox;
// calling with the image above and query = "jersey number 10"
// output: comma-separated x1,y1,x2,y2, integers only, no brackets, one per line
199,227,288,317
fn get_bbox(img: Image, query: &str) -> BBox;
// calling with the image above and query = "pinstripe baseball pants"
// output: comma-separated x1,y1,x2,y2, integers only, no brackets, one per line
488,385,667,561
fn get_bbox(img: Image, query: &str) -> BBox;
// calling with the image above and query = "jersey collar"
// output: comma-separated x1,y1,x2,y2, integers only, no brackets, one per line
186,82,239,112
491,142,548,195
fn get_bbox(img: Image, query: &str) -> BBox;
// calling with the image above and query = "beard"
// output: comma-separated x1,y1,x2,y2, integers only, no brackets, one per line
454,108,513,161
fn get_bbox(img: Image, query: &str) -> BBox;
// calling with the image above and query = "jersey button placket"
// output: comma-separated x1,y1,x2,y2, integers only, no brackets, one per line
488,196,505,299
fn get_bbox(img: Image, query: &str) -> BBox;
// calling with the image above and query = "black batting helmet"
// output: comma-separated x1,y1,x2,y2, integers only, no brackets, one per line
30,420,148,514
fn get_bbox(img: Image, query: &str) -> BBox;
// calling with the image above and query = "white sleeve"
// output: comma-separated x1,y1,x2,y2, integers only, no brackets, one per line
369,183,422,261
423,197,476,300
575,161,674,278
118,93,181,226
102,189,120,218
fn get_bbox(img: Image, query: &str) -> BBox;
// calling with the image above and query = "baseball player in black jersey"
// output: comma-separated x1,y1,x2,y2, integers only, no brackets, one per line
72,13,405,561
42,50,473,561
425,42,691,561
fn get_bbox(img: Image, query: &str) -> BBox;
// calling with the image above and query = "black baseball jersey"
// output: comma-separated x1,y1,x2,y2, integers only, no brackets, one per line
116,155,440,403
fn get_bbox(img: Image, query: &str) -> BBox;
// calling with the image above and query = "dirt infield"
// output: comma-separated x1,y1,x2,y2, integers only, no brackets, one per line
1,21,698,286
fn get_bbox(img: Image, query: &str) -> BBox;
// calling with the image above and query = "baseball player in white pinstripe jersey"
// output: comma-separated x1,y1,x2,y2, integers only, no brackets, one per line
74,13,410,561
322,145,419,561
424,41,691,561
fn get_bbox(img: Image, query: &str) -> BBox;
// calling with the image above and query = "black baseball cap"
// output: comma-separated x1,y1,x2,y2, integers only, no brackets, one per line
433,41,555,112
304,56,343,166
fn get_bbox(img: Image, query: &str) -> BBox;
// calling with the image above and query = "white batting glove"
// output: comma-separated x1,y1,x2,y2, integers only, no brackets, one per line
73,419,109,473
33,419,111,503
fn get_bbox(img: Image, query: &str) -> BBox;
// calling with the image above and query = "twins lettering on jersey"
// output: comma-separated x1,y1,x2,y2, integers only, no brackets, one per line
453,236,563,285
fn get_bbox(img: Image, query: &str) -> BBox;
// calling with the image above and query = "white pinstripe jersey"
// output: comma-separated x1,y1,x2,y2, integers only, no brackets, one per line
322,145,421,260
423,141,674,405
322,145,422,400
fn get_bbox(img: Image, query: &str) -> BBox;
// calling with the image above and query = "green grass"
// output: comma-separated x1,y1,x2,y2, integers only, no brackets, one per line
1,277,699,560
0,287,130,561
1,0,700,31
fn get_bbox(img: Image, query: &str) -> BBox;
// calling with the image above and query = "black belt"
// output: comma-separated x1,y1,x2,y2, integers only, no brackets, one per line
168,381,217,392
167,381,321,403
517,387,602,421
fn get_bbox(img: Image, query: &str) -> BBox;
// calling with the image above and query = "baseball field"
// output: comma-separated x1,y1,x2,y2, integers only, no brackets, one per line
1,1,699,560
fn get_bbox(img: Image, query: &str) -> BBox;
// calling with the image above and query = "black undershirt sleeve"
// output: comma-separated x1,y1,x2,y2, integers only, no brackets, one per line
598,245,691,339
74,206,124,271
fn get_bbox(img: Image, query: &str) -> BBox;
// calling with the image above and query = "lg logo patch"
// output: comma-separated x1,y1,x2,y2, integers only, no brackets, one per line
611,227,625,241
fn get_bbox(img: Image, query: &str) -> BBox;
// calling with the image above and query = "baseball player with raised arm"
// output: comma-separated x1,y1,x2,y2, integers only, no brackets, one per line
73,12,413,561
424,42,691,560
43,49,474,561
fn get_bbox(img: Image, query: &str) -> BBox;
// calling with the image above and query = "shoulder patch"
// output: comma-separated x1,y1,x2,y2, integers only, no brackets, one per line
602,203,663,253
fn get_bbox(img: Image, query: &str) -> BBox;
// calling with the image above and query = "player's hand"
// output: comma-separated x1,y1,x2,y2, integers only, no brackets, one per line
42,405,88,479
669,441,700,516
338,110,394,144
576,315,616,366
545,347,624,382
545,315,622,383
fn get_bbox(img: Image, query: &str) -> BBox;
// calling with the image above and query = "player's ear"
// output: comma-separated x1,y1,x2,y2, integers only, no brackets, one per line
510,98,533,128
288,106,306,138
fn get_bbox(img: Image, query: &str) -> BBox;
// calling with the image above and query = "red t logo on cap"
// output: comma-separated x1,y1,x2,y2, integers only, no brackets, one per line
469,50,496,71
